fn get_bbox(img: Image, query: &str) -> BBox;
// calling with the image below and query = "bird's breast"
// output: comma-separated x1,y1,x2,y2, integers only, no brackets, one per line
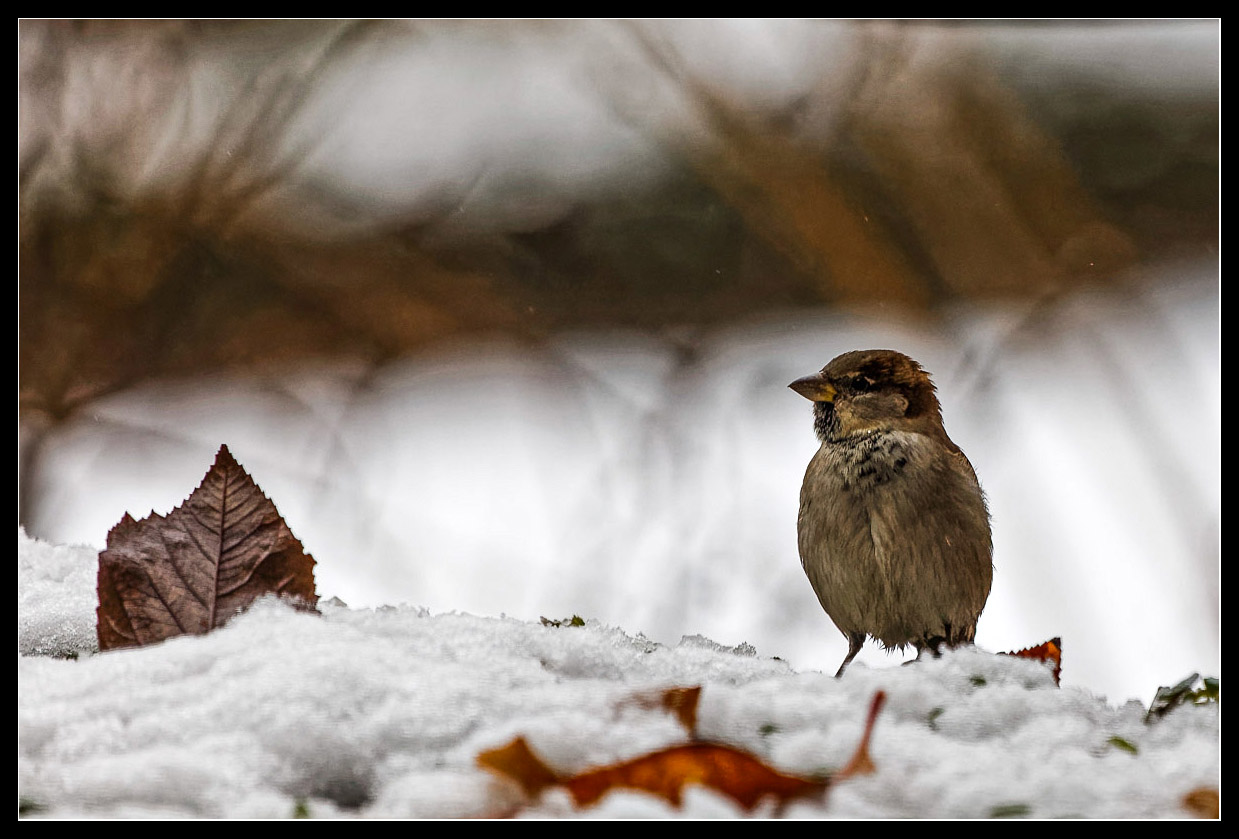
815,430,918,496
797,429,985,557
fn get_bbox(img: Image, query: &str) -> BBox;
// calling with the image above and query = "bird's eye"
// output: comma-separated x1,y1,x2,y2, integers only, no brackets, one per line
849,376,874,392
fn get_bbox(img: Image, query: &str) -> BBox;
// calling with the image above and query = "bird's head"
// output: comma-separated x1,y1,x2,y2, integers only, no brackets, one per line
789,349,949,445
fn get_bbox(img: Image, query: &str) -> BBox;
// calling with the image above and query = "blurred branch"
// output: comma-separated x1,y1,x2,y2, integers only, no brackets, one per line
619,21,929,308
841,26,1137,297
184,20,381,233
620,21,1141,306
18,21,513,420
17,20,1214,424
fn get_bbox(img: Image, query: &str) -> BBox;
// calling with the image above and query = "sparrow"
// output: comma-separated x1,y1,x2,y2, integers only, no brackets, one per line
790,350,992,677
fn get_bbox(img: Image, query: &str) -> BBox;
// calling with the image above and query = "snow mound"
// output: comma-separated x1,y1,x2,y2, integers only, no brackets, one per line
18,527,99,659
18,530,1218,818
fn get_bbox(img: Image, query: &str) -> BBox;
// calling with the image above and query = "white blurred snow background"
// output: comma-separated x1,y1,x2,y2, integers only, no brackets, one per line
22,273,1219,707
20,18,1218,724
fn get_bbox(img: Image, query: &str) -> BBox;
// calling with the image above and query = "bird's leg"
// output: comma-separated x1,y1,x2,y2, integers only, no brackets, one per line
835,632,866,678
913,636,947,661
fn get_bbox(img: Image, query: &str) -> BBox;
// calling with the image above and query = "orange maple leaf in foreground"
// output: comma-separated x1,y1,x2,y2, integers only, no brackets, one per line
479,689,886,812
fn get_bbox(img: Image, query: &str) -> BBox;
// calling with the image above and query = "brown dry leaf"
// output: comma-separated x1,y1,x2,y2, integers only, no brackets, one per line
476,737,561,799
835,690,886,779
562,742,827,810
479,738,826,811
479,689,886,813
619,685,702,737
1002,637,1063,686
1182,787,1219,819
96,444,318,651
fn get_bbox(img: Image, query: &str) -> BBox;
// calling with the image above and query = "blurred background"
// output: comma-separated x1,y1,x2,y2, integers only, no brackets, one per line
19,19,1218,703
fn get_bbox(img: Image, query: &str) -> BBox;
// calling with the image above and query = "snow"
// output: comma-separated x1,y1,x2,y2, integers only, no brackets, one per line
17,529,1219,819
18,530,99,660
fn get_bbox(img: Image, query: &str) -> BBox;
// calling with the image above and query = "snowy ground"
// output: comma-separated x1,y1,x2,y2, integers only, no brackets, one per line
18,530,1219,819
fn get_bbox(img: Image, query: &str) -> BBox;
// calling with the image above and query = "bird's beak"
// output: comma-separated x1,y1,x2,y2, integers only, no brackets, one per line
789,373,837,403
